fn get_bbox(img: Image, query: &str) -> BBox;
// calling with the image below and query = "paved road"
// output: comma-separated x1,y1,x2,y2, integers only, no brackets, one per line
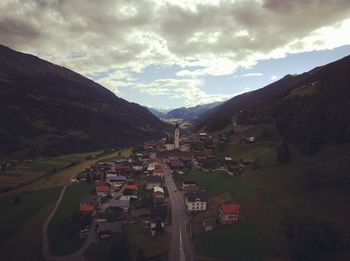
163,164,196,261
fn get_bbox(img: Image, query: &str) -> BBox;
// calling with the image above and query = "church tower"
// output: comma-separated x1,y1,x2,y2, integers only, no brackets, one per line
174,123,180,149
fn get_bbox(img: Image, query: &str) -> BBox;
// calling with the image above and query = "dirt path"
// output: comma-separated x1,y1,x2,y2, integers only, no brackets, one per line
41,179,96,261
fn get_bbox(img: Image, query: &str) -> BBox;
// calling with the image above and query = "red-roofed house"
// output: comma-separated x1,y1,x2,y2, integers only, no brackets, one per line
219,203,240,224
79,204,96,214
123,184,138,196
96,182,110,197
169,159,182,170
124,184,138,191
195,155,208,162
153,168,164,177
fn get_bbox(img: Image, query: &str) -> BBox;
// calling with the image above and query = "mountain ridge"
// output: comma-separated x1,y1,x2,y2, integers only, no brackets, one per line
195,54,350,152
0,44,170,157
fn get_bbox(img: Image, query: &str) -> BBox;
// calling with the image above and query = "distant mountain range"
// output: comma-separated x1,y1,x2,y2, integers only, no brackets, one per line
0,45,170,157
196,54,350,153
148,101,223,122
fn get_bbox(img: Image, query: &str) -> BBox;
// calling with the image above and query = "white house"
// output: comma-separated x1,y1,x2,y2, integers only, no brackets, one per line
185,191,208,211
180,143,191,152
153,186,165,203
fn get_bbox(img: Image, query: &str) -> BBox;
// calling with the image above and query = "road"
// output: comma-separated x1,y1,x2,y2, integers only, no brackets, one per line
42,179,97,261
163,164,196,261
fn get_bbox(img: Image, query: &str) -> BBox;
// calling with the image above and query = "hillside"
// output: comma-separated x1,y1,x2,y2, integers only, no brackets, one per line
165,101,222,121
195,55,350,153
0,45,170,157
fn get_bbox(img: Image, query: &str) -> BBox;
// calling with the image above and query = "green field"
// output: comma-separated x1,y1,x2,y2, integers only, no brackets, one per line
25,151,102,172
191,169,251,199
97,148,133,163
195,221,267,261
48,182,94,256
85,234,129,261
0,187,61,243
0,150,102,192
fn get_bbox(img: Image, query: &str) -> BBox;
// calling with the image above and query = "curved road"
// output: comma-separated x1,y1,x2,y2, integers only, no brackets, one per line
163,164,197,261
41,180,96,261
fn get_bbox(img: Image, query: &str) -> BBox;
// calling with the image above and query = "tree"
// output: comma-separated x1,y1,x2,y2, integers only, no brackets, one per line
277,141,290,164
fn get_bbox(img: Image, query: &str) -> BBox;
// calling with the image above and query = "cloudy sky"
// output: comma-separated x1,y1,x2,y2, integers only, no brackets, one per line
1,0,350,109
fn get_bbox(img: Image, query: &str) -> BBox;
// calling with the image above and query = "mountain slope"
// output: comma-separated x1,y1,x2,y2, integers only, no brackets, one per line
196,54,350,151
165,101,222,121
0,45,169,157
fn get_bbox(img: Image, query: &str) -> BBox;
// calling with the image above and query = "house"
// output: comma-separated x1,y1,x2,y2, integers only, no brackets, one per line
76,172,88,181
123,184,138,195
96,209,117,223
106,175,127,187
219,203,240,224
120,195,132,201
95,182,110,197
185,191,208,211
147,162,158,171
146,176,163,190
224,156,233,162
97,221,122,238
165,143,175,151
80,197,100,208
153,186,165,203
240,136,255,144
149,205,167,236
169,159,182,170
109,199,130,214
182,159,192,169
182,178,197,190
153,168,164,177
79,204,96,215
199,132,207,137
240,158,256,167
195,154,208,162
203,218,214,232
180,143,191,152
227,164,242,175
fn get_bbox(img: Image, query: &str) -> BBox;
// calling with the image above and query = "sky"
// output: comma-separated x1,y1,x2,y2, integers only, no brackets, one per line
1,0,350,109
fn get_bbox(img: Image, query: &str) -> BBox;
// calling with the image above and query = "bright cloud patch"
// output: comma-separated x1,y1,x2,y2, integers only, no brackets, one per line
135,78,233,106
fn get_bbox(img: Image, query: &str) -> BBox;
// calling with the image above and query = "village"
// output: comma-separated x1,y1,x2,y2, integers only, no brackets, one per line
65,123,258,259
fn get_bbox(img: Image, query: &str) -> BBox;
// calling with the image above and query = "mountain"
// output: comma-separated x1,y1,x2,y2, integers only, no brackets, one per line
196,54,350,153
165,101,222,121
0,45,170,157
146,107,166,118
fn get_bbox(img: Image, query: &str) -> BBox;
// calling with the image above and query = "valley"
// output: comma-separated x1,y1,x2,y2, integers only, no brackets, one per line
1,29,350,261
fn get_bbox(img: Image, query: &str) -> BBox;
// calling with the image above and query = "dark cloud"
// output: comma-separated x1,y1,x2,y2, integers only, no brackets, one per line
0,17,41,46
0,0,349,80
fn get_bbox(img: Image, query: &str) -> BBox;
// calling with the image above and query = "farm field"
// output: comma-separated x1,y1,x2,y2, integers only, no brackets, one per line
97,148,133,163
0,202,54,261
194,221,266,261
0,150,102,193
0,186,61,243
